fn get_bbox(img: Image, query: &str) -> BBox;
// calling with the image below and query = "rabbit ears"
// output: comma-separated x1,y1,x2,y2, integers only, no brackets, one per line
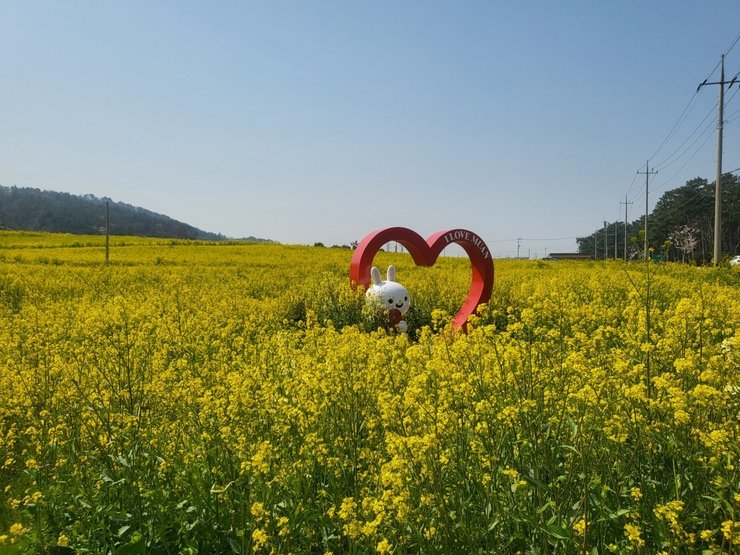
370,265,397,285
386,265,396,282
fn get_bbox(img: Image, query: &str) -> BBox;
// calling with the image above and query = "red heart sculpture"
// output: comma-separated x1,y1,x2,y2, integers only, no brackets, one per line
350,227,494,331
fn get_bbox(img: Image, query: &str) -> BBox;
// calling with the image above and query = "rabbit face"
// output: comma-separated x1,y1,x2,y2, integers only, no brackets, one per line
366,265,411,315
368,281,411,314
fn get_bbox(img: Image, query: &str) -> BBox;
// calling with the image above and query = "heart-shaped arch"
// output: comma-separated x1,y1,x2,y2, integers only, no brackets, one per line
350,227,494,331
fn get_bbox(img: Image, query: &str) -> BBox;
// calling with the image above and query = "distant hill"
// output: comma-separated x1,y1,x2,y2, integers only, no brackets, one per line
0,185,271,242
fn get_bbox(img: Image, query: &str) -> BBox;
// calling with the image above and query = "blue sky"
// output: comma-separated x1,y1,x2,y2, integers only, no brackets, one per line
1,1,739,256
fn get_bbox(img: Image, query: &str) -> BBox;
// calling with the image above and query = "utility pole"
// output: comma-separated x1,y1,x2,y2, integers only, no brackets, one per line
516,237,522,259
620,197,633,262
716,58,724,265
637,161,658,260
105,201,110,264
603,220,607,260
697,55,735,265
614,212,618,259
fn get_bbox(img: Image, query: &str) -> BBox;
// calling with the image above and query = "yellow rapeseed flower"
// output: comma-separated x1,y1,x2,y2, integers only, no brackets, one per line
376,538,392,554
250,502,268,521
251,528,268,552
9,523,24,536
721,520,739,542
624,523,644,548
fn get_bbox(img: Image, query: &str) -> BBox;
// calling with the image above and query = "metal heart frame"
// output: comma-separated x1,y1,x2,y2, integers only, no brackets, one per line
350,227,494,331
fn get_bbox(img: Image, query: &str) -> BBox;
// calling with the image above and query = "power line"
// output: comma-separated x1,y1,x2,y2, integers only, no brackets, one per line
647,92,701,163
468,235,584,244
628,85,739,205
724,31,740,57
651,103,717,172
719,80,740,121
694,34,738,92
647,86,740,200
649,173,739,227
625,169,739,230
650,123,716,198
650,204,704,227
519,235,581,242
649,191,707,225
625,91,703,201
625,99,709,204
641,32,740,170
631,96,736,207
625,169,640,200
606,35,740,262
624,32,740,204
726,108,740,124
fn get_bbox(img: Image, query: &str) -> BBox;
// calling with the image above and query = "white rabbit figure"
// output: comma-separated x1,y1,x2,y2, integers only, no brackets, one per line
366,265,411,333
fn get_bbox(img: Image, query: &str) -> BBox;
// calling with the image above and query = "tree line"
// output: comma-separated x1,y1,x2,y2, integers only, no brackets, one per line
0,185,230,241
577,173,740,263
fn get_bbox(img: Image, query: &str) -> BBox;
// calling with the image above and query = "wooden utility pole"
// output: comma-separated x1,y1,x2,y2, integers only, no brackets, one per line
603,220,607,260
637,161,658,260
697,55,739,264
105,201,110,264
715,57,725,265
620,197,633,262
614,211,618,259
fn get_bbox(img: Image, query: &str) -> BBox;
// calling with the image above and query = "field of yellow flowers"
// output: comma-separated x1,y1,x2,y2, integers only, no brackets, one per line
0,231,738,554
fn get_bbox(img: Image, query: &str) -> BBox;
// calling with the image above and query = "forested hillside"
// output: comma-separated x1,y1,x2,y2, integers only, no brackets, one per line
0,185,230,240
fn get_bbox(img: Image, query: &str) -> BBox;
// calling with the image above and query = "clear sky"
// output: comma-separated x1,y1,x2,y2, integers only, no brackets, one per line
1,1,739,256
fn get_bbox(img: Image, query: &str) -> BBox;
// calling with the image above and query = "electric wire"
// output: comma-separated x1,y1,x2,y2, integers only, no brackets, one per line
649,194,709,227
651,130,715,199
646,93,701,163
641,167,740,232
726,109,740,124
630,121,715,216
520,235,581,242
629,83,740,205
604,32,740,253
623,32,740,204
644,170,739,229
652,103,717,172
722,81,740,122
624,170,640,200
651,85,740,200
642,36,740,166
724,31,740,57
471,235,585,244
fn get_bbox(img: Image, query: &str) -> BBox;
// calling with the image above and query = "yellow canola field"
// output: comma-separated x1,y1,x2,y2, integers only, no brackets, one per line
0,232,738,553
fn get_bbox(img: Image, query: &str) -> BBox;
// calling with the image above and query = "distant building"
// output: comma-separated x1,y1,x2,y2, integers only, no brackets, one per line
546,253,593,261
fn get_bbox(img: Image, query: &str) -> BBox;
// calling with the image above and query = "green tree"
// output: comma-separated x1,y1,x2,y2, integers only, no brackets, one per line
578,174,739,263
